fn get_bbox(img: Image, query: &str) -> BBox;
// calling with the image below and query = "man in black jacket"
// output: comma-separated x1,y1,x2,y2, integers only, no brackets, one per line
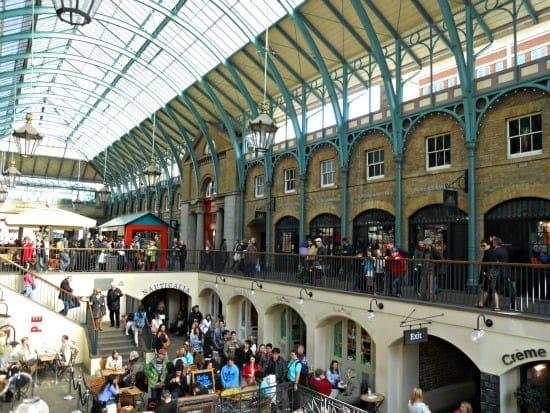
59,276,74,315
107,282,123,328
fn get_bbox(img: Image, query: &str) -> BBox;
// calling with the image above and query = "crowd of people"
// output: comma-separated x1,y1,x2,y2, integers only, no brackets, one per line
1,232,191,273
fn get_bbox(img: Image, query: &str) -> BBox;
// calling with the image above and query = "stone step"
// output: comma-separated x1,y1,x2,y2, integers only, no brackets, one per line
96,327,140,358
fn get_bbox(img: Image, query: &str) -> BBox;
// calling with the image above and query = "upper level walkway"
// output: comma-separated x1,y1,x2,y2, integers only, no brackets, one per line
2,246,548,319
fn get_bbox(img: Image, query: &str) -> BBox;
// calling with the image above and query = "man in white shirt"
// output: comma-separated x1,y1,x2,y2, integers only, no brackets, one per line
59,334,79,367
15,336,37,373
106,351,123,370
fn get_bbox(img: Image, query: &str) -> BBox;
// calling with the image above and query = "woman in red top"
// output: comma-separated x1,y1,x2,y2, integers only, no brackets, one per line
21,236,34,270
309,368,332,396
241,355,260,386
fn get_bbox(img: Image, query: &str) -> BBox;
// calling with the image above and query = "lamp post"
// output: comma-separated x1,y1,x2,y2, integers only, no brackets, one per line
3,160,21,188
96,147,110,204
13,113,43,158
143,112,161,187
52,0,100,26
248,109,278,153
72,160,83,211
0,184,8,203
247,20,279,267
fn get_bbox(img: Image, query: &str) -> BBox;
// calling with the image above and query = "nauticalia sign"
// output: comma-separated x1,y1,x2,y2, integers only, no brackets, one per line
142,282,190,296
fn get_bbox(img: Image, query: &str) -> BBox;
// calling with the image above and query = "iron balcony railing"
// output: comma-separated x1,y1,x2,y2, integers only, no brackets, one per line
1,247,549,317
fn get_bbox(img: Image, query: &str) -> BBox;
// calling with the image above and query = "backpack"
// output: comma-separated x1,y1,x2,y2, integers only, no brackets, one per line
298,357,309,384
134,312,145,328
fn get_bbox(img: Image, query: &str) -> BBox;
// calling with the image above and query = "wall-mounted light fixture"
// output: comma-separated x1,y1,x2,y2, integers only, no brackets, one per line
0,301,10,318
471,314,493,343
368,299,384,320
0,324,19,347
297,288,313,305
250,281,263,296
215,275,226,289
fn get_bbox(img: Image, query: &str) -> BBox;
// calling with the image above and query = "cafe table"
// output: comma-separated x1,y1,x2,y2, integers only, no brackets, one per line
101,368,123,378
120,385,146,408
36,353,57,385
360,392,385,413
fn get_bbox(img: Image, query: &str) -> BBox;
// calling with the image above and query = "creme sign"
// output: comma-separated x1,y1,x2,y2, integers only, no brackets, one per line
502,348,547,365
404,328,428,345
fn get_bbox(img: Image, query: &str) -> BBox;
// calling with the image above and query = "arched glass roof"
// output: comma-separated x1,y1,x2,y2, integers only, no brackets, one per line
0,0,547,194
0,0,303,160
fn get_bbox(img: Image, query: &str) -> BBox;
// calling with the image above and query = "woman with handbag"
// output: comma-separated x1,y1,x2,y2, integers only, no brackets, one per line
154,324,171,352
90,288,106,331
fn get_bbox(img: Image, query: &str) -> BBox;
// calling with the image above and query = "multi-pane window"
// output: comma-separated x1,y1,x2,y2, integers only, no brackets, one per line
426,134,451,170
321,159,335,187
531,47,547,60
255,175,264,198
284,168,296,193
495,61,505,72
508,113,542,157
433,81,444,92
476,66,490,78
366,148,384,180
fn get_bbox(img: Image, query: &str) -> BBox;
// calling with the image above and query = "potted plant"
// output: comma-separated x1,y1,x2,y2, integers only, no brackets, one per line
515,383,548,413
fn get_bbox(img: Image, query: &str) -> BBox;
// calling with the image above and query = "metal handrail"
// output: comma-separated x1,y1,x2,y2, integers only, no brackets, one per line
1,248,549,319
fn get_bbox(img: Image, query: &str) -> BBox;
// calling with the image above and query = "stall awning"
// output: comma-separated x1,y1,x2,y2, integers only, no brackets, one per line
5,206,96,229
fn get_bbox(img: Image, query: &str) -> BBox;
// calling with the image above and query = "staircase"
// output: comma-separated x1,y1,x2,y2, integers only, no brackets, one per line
95,322,140,361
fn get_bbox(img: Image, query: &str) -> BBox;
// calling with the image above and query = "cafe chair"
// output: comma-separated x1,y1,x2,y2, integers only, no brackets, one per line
99,357,107,371
55,349,77,382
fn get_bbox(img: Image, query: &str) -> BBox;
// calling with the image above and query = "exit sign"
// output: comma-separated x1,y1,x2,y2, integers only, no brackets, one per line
404,328,428,345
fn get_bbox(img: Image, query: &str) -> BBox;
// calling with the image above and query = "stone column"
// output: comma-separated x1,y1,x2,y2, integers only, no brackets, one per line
480,372,500,413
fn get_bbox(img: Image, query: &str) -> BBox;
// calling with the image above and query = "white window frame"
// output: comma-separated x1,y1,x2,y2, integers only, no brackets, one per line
284,168,296,193
426,134,451,170
507,113,542,158
164,194,170,211
321,159,335,188
205,180,214,198
366,148,384,180
255,175,265,198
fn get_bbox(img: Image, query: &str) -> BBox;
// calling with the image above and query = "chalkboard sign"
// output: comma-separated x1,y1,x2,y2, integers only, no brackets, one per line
191,369,215,391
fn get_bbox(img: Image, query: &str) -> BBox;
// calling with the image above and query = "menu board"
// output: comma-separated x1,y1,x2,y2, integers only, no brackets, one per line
191,369,215,391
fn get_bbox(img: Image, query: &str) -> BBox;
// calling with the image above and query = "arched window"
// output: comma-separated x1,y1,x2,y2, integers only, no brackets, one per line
204,179,214,198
